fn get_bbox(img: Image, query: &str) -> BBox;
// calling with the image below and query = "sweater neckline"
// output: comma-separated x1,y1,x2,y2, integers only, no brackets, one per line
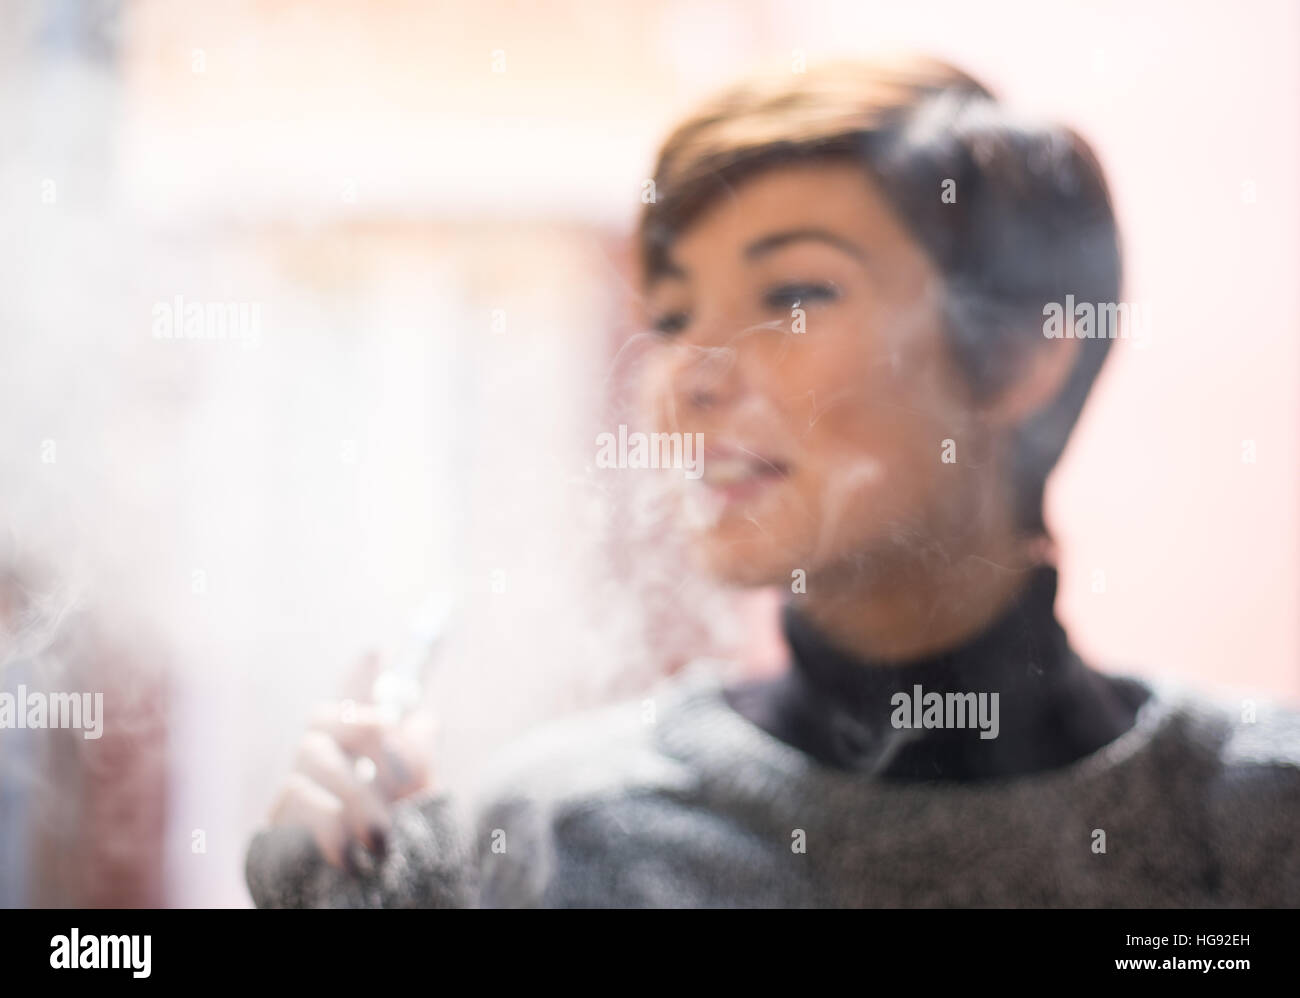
655,659,1185,809
723,565,1151,780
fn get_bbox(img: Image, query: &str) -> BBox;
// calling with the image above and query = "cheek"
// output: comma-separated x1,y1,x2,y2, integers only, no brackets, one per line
637,353,678,429
785,329,960,531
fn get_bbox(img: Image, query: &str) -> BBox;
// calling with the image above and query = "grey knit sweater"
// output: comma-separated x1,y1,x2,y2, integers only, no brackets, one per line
244,660,1300,907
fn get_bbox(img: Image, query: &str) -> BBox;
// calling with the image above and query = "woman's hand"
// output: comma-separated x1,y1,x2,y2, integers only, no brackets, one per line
267,653,438,872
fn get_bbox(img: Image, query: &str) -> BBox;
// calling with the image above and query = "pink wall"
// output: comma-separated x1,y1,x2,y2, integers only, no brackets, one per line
936,0,1300,701
730,0,1300,700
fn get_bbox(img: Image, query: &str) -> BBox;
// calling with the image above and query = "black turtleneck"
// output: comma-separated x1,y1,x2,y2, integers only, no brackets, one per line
722,565,1151,781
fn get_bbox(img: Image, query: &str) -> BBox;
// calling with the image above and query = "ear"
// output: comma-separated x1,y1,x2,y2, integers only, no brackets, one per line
979,334,1082,428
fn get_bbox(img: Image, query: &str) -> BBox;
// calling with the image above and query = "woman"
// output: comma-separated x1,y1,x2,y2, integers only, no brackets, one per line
245,55,1300,907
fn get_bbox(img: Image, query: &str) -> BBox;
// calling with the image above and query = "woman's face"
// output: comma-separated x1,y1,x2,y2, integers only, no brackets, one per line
643,162,991,588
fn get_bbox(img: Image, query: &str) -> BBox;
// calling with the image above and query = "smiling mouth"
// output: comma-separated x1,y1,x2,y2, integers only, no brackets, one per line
697,446,791,505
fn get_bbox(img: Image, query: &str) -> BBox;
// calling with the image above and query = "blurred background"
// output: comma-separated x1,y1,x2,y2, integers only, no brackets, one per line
0,0,1296,906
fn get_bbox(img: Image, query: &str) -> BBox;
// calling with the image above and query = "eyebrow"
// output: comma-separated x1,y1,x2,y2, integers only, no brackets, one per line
743,228,867,263
649,227,867,287
652,260,688,282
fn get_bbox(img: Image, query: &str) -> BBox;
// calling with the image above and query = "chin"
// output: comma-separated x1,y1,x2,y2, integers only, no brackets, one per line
689,523,805,589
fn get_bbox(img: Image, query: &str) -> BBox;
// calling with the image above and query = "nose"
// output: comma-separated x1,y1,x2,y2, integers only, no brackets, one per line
672,339,743,412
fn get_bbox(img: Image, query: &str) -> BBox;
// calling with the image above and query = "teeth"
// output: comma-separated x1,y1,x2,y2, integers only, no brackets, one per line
703,458,755,484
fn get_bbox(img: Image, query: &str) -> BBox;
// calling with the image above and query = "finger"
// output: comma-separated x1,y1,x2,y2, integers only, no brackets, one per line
294,731,391,851
268,772,350,869
307,701,436,797
306,703,411,792
387,708,439,797
338,649,383,703
307,700,391,754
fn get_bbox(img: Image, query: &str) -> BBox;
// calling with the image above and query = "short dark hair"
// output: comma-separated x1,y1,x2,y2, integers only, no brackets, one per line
637,55,1123,537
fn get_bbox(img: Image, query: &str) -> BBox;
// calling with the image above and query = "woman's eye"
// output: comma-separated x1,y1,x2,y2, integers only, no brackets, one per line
651,310,690,336
763,283,839,310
